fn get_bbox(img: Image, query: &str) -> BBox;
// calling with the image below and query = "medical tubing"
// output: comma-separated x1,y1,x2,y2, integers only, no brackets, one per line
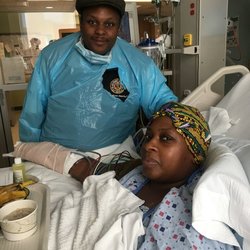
72,150,102,175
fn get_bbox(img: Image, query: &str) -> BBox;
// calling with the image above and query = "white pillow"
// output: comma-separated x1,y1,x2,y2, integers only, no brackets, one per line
192,142,250,248
212,135,250,183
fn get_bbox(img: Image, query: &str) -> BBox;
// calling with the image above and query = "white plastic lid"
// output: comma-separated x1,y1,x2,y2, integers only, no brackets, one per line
14,157,22,164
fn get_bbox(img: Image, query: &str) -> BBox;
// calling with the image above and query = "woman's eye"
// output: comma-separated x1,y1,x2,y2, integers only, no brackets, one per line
161,135,172,142
144,134,151,141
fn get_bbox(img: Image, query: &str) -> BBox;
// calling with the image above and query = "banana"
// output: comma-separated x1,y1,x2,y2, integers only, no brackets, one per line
0,189,29,208
0,183,19,195
0,179,35,192
20,179,36,188
0,181,33,207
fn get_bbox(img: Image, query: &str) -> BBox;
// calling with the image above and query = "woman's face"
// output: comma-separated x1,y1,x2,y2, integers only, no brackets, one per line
80,6,121,55
141,116,195,184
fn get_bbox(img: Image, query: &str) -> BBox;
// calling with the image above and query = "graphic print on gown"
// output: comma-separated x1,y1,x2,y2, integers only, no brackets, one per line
102,68,130,102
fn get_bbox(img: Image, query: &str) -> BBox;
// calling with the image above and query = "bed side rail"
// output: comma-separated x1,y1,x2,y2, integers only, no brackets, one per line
181,65,249,111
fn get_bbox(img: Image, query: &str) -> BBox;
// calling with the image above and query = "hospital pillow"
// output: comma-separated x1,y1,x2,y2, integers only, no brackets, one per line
212,135,250,183
192,142,250,248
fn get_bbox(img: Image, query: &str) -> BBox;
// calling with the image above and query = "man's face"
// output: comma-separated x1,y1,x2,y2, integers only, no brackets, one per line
80,6,121,55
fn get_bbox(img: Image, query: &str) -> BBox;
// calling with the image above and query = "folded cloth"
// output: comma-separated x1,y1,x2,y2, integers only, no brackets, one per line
48,171,145,250
201,107,232,136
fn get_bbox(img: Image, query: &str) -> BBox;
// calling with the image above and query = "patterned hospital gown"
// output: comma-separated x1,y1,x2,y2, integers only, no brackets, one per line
119,166,235,250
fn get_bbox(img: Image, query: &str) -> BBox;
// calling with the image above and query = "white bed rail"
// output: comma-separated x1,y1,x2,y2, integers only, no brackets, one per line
181,65,249,111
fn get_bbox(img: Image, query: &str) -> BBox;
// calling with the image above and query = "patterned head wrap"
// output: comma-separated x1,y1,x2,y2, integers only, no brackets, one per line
150,102,211,166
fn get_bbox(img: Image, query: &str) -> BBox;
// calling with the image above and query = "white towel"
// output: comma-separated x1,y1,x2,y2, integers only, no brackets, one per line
48,171,145,250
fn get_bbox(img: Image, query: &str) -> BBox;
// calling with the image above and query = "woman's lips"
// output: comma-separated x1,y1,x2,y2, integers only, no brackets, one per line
142,157,159,169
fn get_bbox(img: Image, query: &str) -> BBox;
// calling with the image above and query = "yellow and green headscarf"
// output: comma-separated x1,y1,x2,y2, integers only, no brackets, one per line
150,102,211,166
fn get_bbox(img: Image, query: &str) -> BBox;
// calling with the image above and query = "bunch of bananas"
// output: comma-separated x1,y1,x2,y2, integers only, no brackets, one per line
0,180,35,208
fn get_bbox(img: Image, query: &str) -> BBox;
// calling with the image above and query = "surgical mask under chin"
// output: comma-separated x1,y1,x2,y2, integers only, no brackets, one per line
75,39,112,65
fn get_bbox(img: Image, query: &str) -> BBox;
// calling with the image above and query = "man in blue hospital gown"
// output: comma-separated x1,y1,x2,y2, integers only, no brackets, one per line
19,0,177,151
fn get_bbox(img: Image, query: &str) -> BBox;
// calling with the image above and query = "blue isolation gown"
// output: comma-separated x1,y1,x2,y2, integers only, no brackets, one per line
19,32,177,151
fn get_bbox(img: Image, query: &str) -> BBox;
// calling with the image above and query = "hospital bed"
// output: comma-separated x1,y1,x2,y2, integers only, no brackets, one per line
183,65,250,250
1,65,250,250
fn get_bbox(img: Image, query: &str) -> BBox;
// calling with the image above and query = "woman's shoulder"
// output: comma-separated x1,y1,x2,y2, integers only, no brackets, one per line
119,165,146,190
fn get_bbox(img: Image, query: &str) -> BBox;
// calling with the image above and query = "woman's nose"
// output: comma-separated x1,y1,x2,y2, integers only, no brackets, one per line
143,137,158,152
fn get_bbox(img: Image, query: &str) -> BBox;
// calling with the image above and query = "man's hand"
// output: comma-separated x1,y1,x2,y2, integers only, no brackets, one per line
69,157,98,183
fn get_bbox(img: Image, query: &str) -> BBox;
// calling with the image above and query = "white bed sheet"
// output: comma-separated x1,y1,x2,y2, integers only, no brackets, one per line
25,162,82,212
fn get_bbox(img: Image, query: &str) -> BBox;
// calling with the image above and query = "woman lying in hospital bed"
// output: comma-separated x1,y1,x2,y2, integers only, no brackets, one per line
11,101,249,250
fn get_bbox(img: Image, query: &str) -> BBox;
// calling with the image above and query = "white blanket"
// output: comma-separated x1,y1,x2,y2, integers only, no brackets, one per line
48,171,145,250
